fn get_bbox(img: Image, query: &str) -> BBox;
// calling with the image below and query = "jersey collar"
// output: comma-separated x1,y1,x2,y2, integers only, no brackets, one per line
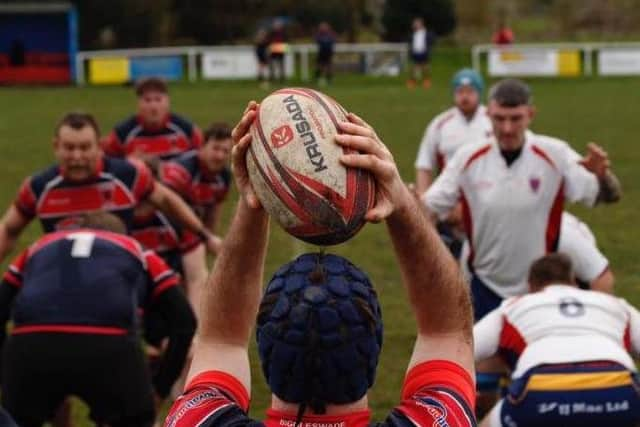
265,408,371,427
136,113,170,131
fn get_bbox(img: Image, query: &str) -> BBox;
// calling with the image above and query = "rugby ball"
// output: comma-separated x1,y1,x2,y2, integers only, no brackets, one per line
247,88,375,246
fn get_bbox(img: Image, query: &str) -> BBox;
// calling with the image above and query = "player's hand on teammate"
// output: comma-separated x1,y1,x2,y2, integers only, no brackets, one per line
579,142,610,178
231,101,262,210
336,113,411,223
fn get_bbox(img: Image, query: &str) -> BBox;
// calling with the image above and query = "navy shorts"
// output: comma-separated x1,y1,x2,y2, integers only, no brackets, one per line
495,362,640,427
470,274,503,322
411,52,430,64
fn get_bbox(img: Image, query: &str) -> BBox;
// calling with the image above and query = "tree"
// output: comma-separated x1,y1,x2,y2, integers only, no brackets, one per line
382,0,456,41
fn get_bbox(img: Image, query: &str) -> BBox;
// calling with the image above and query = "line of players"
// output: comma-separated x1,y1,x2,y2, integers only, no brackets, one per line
417,70,639,425
0,77,233,426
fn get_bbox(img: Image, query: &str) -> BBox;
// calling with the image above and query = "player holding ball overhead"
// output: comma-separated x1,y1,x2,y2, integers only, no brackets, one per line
165,98,476,426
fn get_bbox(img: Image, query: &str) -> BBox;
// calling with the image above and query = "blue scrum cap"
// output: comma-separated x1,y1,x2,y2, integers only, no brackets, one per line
256,253,383,413
452,68,484,95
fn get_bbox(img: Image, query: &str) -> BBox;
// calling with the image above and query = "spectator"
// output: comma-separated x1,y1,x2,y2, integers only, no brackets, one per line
315,21,336,86
407,17,435,89
268,19,288,83
255,28,270,88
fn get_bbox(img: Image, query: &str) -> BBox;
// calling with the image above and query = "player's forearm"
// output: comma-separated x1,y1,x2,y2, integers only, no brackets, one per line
415,169,433,195
597,170,622,204
0,226,19,263
158,188,209,236
200,199,269,345
386,191,472,339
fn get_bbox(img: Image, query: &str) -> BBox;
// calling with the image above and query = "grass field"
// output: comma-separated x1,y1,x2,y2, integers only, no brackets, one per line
0,56,639,425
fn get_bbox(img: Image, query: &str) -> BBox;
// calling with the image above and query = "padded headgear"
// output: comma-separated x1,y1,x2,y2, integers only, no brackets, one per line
452,68,484,96
256,253,383,412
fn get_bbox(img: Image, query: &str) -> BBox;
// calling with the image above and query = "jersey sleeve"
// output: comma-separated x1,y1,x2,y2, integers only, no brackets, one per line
101,130,126,157
160,161,191,198
2,250,29,289
164,370,252,427
130,159,156,201
14,177,37,219
392,360,476,426
557,217,608,284
144,251,180,300
473,303,505,361
415,119,439,171
423,147,465,220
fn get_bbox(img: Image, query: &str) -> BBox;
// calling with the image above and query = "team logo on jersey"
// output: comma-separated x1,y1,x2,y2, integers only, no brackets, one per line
529,177,541,193
415,395,450,426
271,125,294,148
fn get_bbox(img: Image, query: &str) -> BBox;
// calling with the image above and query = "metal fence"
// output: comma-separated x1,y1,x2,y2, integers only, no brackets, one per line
75,43,408,85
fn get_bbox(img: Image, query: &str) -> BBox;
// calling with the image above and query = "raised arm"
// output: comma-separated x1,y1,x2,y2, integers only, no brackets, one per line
336,114,474,377
147,182,222,255
186,102,267,392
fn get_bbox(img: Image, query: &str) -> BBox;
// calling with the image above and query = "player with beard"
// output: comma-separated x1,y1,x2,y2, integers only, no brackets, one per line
415,68,492,257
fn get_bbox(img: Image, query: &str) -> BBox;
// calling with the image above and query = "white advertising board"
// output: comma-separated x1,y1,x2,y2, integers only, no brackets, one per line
599,49,640,75
202,50,293,79
488,48,557,76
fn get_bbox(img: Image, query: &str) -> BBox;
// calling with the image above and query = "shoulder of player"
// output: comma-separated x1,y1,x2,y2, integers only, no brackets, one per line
113,115,139,135
527,133,574,166
454,140,494,170
430,108,457,131
169,113,197,134
26,164,63,193
221,167,232,184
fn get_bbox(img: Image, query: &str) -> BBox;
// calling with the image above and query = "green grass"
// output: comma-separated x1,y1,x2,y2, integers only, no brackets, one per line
1,59,639,425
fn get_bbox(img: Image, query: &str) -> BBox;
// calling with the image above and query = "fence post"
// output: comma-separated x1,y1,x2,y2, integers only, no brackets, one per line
187,48,197,82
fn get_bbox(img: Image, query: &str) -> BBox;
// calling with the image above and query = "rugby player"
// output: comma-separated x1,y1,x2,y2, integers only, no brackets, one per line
0,112,218,263
164,103,476,426
102,77,202,162
415,68,492,194
423,78,620,413
160,122,232,308
474,253,640,427
424,78,618,321
0,212,196,427
415,68,492,257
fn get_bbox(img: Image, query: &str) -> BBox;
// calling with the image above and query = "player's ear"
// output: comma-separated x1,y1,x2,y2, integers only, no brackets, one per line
528,105,537,120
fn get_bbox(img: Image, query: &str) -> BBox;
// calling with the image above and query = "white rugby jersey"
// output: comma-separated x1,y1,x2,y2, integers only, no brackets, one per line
415,105,492,172
559,212,609,284
424,131,599,297
474,285,640,378
459,211,609,286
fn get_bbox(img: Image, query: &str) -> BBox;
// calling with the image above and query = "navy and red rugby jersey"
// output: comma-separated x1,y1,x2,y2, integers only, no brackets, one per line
3,229,178,335
161,151,231,219
165,360,477,427
103,113,203,161
131,210,201,264
14,157,154,232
